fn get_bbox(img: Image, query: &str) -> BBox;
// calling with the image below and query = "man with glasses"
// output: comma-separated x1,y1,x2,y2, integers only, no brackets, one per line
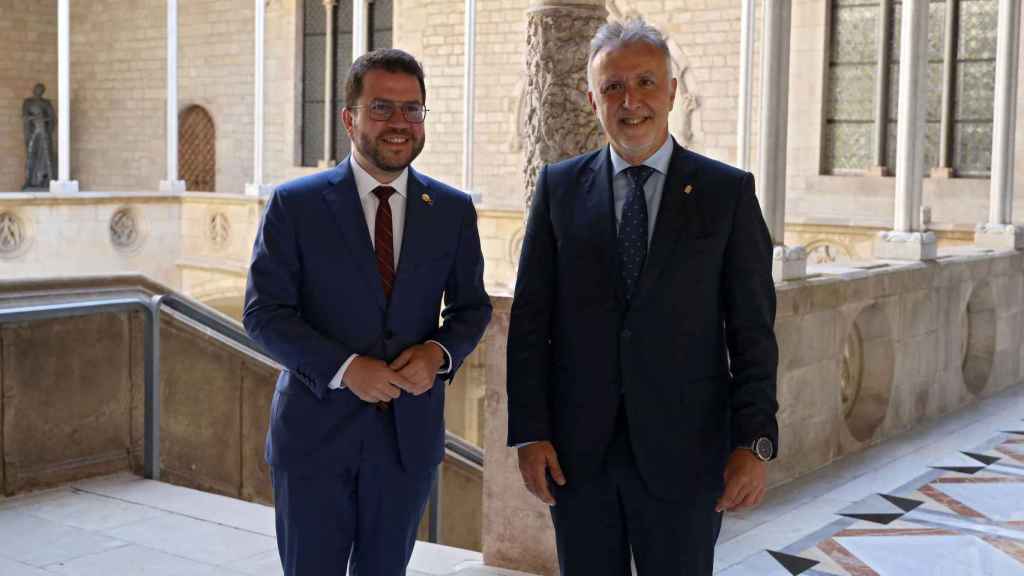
244,49,491,576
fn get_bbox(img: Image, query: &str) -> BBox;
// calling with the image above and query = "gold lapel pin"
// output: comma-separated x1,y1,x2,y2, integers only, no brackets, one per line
683,184,693,195
421,193,433,206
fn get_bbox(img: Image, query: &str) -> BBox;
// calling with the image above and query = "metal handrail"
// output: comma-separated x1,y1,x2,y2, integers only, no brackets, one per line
0,287,483,544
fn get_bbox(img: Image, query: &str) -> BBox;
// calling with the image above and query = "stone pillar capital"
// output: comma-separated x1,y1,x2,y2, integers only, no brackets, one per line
322,0,337,8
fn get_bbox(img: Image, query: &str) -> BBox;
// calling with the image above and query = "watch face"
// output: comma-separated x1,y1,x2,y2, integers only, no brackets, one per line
754,437,773,461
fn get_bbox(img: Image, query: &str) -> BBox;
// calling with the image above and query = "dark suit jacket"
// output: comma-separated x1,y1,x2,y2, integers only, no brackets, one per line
244,159,492,474
507,143,779,500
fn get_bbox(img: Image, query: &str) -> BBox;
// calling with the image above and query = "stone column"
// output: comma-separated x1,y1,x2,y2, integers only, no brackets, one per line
246,0,271,196
159,0,186,194
874,0,936,260
975,0,1022,250
758,0,806,281
353,0,369,59
463,0,478,193
521,0,606,213
868,0,893,175
736,0,755,170
50,0,79,194
481,297,560,574
320,0,337,168
933,0,958,178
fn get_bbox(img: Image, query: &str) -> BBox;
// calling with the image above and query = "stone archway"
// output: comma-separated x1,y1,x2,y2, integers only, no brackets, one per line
179,105,216,192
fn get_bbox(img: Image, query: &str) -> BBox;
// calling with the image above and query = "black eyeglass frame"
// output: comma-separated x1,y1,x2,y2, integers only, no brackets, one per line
347,99,429,124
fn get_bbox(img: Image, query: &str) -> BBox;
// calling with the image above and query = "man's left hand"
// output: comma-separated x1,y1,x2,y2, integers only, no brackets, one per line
715,448,767,512
390,342,445,395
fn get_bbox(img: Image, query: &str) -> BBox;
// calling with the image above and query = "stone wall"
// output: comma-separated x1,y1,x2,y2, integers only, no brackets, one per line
481,249,1024,575
0,0,57,192
0,278,485,551
0,193,183,287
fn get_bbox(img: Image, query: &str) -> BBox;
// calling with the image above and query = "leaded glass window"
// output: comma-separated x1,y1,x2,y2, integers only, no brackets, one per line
824,0,997,177
824,0,879,174
301,0,394,168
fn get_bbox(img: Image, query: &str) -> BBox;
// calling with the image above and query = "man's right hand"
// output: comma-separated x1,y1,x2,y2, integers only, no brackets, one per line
343,356,416,403
517,441,566,505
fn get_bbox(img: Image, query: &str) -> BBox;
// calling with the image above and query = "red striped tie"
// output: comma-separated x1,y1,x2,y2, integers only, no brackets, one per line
373,186,396,299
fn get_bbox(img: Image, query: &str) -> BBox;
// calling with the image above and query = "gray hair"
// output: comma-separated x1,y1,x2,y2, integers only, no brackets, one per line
587,18,673,92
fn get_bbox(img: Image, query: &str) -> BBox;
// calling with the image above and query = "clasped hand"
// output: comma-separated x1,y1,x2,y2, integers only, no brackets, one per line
343,343,445,404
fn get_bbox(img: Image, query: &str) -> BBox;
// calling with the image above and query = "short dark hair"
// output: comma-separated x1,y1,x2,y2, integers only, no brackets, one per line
343,49,427,108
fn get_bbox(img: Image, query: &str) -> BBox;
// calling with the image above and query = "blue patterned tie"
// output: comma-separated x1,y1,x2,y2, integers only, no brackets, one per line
619,166,654,300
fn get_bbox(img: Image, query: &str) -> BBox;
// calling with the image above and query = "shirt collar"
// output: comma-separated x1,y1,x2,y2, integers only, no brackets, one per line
350,154,409,200
609,134,674,177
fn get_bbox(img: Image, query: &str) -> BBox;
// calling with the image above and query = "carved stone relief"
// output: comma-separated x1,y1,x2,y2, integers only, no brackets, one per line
806,239,854,264
109,208,140,250
522,4,607,212
840,323,863,418
208,212,231,249
0,212,26,255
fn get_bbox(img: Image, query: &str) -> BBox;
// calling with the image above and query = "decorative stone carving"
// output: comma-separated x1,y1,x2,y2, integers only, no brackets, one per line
522,2,607,212
208,212,231,249
840,323,863,418
806,239,854,264
0,212,26,255
109,208,139,250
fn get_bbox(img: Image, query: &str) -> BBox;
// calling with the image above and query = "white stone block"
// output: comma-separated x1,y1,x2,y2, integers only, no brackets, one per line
973,223,1023,251
49,179,79,194
159,180,186,194
772,244,808,282
873,230,938,261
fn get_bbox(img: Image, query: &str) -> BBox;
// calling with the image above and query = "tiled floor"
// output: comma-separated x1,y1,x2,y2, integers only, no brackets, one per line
0,475,532,576
715,383,1024,575
0,384,1021,575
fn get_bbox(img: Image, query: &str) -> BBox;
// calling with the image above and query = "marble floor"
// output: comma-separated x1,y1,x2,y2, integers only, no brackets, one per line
715,384,1024,575
0,474,532,576
0,384,1021,575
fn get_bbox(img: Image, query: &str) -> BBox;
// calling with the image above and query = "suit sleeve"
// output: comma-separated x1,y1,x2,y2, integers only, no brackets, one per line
428,196,493,380
722,172,780,456
242,189,353,400
506,165,557,446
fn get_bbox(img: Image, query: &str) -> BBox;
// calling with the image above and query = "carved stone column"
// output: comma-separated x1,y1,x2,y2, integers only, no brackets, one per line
522,0,606,213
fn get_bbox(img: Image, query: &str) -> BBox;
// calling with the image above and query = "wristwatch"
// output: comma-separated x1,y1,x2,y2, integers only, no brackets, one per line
747,437,774,462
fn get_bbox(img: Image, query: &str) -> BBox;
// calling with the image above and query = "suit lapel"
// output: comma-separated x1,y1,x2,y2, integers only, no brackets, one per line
581,148,626,305
395,168,431,283
630,144,702,304
321,159,387,311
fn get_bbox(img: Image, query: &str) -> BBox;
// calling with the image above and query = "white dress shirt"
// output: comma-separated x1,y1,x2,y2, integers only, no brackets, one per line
328,156,452,390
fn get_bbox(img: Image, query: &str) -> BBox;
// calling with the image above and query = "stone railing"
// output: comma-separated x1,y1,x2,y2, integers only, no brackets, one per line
0,276,484,551
480,249,1024,575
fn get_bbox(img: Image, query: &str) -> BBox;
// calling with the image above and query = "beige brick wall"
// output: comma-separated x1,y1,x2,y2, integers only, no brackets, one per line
179,0,255,194
0,0,58,192
63,0,255,193
67,1,166,191
396,0,529,211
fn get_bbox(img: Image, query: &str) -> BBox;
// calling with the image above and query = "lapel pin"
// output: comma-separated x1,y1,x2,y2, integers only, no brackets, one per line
421,193,433,206
683,184,693,195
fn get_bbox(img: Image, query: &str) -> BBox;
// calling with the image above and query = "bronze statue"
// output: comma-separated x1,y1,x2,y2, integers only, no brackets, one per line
22,83,56,191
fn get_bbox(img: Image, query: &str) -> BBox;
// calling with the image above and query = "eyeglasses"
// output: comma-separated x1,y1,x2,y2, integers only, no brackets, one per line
348,100,428,124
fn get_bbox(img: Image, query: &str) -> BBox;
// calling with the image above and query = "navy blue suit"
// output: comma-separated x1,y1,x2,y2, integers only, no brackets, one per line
507,143,779,575
244,159,491,575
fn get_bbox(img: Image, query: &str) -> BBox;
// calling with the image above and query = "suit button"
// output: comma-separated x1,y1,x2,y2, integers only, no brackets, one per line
621,329,631,339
